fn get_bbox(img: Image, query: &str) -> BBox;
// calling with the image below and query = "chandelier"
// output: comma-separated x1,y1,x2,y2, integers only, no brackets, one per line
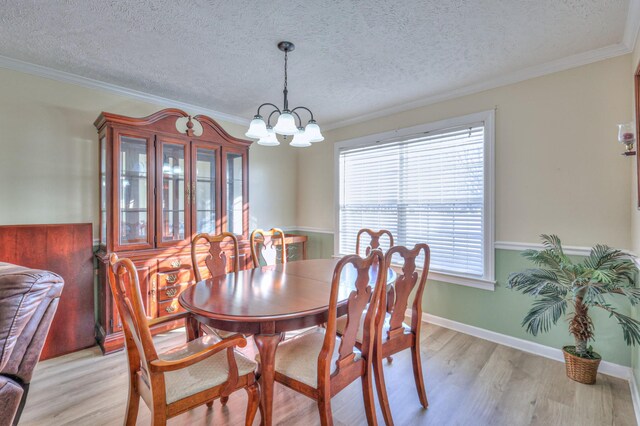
245,41,324,147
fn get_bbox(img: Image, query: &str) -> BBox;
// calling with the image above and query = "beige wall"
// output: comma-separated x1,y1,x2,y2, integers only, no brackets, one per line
297,55,633,249
0,67,297,238
0,54,634,249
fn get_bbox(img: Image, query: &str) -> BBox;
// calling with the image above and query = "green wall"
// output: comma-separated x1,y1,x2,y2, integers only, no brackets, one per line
296,231,633,367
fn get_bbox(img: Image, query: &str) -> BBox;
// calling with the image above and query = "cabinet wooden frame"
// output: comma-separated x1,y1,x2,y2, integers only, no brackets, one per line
95,108,252,251
94,108,253,354
112,129,156,251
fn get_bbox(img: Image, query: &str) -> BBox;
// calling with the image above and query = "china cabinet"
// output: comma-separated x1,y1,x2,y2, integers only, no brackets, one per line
94,108,253,353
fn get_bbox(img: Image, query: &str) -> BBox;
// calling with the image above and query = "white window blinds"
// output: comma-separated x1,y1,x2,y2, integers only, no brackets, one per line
338,123,486,278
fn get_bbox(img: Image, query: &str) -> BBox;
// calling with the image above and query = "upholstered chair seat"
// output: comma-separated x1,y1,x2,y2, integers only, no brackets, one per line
159,335,257,404
336,312,410,344
266,328,361,388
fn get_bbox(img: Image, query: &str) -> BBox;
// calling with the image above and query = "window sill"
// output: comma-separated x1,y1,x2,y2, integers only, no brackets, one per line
332,254,496,291
426,271,496,291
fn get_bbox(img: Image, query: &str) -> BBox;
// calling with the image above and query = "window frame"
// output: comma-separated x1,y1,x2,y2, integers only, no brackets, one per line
333,110,496,291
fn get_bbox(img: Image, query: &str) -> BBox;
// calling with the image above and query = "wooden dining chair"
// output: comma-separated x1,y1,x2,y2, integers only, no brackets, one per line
355,228,395,256
356,228,395,314
250,228,287,267
191,232,241,340
107,253,260,426
268,250,387,426
336,243,430,426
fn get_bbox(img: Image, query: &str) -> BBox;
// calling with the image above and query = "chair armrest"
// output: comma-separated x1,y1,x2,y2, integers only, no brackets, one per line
147,312,189,328
149,334,247,373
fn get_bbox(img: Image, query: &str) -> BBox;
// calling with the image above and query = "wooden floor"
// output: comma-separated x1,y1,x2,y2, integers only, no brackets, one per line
20,323,635,426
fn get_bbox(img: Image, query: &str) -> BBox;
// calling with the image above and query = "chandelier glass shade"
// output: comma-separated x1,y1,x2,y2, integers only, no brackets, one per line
257,126,280,146
245,41,324,147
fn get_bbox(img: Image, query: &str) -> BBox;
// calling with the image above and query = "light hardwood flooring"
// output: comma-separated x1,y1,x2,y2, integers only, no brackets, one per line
20,323,635,426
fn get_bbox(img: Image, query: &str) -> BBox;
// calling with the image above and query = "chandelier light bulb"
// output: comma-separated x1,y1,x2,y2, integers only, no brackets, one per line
257,126,280,146
245,115,268,139
290,127,311,147
305,120,324,143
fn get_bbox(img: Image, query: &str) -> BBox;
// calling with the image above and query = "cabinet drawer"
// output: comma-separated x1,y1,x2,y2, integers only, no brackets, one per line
157,270,192,288
158,299,185,317
158,256,192,272
158,283,192,302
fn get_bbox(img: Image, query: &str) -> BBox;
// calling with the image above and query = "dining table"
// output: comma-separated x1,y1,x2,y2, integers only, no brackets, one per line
178,258,396,426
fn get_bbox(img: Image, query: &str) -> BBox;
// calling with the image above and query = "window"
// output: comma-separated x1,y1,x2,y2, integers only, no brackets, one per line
335,110,495,290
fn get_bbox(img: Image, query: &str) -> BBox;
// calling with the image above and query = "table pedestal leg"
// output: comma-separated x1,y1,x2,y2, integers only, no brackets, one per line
186,315,201,342
254,333,281,426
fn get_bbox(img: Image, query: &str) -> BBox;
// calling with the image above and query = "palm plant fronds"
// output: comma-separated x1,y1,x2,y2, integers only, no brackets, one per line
592,303,640,346
522,296,567,335
507,269,569,297
508,234,640,354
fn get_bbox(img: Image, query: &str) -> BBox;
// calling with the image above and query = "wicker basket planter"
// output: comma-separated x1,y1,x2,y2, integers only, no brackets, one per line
562,346,601,384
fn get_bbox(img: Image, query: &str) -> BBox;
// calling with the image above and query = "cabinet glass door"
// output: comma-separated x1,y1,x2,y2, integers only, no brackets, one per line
225,152,245,235
119,135,150,247
159,141,188,244
194,146,218,234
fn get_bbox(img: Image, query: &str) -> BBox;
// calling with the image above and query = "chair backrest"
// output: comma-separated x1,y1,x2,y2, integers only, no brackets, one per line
384,244,430,336
355,229,394,256
250,228,287,267
0,262,63,383
107,254,158,375
319,250,386,382
191,232,240,281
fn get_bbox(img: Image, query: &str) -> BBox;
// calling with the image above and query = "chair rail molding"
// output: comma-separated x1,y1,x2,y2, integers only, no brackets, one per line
494,241,593,257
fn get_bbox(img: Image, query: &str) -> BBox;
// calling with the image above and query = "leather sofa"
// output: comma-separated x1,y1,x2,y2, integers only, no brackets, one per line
0,262,64,426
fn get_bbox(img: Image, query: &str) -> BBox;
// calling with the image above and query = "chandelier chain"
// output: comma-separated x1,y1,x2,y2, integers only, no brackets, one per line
283,50,289,110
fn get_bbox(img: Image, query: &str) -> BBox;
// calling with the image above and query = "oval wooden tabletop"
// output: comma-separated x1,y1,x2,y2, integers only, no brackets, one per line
179,258,394,324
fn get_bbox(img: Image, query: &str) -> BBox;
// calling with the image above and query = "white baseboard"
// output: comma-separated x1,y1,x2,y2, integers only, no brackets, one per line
416,311,632,380
631,373,640,426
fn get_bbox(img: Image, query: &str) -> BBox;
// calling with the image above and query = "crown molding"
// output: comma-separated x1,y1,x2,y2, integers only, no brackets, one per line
324,42,632,131
0,55,250,126
623,0,640,51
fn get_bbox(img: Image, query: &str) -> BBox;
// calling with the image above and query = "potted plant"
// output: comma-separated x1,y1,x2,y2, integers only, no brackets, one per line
507,234,640,384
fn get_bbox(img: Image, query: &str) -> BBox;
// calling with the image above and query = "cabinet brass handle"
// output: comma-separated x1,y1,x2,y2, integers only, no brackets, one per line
166,305,177,313
186,184,191,204
166,273,177,284
165,288,177,297
170,260,181,268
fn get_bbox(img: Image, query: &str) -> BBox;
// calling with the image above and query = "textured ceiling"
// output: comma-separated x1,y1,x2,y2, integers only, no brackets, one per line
0,0,630,127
